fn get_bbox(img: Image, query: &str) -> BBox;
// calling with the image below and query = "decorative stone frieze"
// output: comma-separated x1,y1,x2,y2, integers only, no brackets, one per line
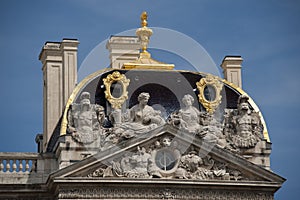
58,186,273,199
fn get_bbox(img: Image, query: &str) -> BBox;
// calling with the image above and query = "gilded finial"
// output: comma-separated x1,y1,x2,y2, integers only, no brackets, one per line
141,11,148,27
136,11,153,54
123,12,175,70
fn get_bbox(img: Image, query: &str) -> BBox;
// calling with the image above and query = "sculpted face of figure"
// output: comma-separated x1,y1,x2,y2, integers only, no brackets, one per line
240,102,249,111
80,92,91,111
162,136,171,147
182,94,194,107
138,93,150,106
238,95,250,112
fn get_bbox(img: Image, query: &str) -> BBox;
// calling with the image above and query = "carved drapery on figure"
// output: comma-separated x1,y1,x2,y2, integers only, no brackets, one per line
67,92,105,144
169,94,264,151
168,94,224,146
106,92,165,144
224,95,263,149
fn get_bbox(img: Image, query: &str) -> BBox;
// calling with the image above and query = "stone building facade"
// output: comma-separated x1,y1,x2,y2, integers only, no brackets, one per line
0,12,285,199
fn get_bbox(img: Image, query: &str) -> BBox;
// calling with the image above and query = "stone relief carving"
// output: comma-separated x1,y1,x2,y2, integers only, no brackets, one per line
88,136,244,181
175,151,231,180
58,187,274,200
223,95,263,150
66,91,263,155
160,189,176,199
67,92,105,144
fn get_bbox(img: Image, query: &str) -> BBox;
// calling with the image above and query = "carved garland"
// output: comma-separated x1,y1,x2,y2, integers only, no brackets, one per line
103,71,130,109
196,74,223,114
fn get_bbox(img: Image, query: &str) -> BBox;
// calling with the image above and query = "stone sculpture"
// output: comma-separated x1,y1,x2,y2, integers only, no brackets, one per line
198,112,226,147
171,94,202,133
169,94,223,145
67,92,105,144
124,146,152,178
224,95,263,149
114,92,165,139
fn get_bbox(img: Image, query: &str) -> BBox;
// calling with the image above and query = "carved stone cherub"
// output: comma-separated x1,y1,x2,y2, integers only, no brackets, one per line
224,95,263,149
67,92,105,144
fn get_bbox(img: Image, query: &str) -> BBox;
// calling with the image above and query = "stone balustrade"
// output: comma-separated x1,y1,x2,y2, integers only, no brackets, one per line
0,152,39,173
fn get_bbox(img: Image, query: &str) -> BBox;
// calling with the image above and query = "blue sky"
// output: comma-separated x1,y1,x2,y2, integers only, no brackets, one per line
0,0,299,199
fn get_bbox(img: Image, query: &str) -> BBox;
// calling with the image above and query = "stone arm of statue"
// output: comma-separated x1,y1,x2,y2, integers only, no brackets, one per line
92,113,100,131
94,104,106,126
168,111,188,129
129,107,137,122
97,110,105,125
143,109,165,126
223,110,236,136
67,105,77,133
121,109,131,122
251,112,263,138
112,160,123,177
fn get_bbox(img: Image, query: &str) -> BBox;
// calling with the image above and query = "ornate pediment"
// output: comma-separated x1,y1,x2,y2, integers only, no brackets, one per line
85,136,252,181
51,125,283,184
58,76,280,186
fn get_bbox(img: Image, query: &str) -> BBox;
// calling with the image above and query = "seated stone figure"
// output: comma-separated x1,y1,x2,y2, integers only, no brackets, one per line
169,94,221,143
169,94,201,133
116,92,165,139
224,95,263,149
67,92,104,144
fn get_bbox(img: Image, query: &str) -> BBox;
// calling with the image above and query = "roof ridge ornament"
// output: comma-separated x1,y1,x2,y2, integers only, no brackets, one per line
123,12,174,70
136,11,153,57
140,11,148,27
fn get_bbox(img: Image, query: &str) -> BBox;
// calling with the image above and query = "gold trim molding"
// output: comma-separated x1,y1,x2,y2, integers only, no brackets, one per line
103,71,130,109
196,74,223,114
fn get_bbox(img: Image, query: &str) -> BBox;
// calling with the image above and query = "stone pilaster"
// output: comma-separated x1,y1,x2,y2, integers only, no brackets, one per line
39,39,79,152
61,39,79,105
221,56,243,88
